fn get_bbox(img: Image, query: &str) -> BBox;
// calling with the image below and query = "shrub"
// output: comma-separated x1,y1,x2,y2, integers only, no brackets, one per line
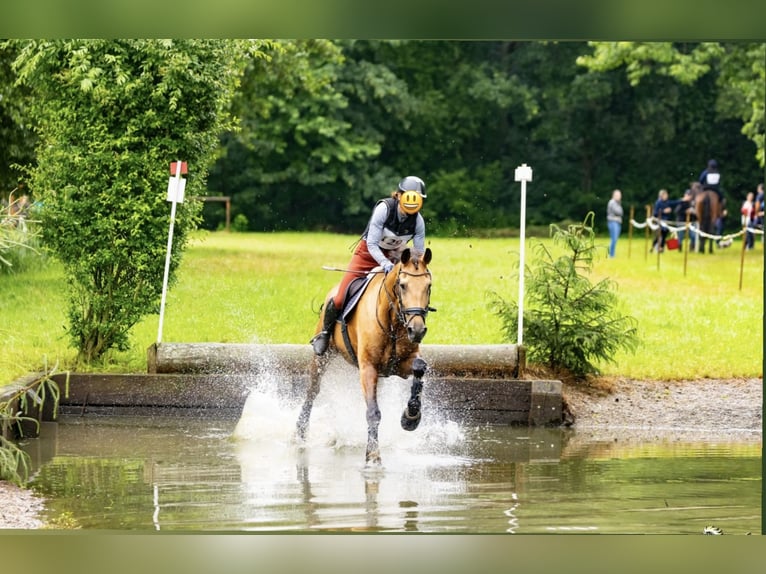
231,213,249,232
488,212,639,378
13,40,261,363
0,367,65,485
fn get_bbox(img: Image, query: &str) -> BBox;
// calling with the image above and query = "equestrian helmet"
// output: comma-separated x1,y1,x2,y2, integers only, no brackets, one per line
400,190,424,215
398,176,427,198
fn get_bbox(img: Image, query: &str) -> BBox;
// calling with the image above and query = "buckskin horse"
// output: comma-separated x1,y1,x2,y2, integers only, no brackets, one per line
695,189,722,253
296,248,434,467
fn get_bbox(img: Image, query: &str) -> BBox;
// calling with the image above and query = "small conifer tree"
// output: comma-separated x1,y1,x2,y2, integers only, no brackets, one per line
488,212,639,378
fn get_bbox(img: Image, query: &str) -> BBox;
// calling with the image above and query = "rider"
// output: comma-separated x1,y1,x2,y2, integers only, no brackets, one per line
698,159,728,244
310,176,427,355
699,159,724,204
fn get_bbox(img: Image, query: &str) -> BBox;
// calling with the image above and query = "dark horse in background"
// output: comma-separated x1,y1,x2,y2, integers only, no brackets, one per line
296,248,434,467
695,189,722,253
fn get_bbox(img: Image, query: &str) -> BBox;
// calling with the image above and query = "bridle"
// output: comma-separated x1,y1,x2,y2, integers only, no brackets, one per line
379,266,436,335
394,268,436,327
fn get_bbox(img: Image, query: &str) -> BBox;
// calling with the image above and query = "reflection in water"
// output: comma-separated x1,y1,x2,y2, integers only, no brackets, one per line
24,369,761,533
231,367,475,532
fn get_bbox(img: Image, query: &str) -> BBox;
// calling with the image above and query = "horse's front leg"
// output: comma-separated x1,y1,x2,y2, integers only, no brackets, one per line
360,363,382,466
401,356,427,431
296,354,327,443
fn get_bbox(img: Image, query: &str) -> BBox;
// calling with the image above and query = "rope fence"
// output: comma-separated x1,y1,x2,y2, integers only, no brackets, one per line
629,216,764,242
625,205,763,291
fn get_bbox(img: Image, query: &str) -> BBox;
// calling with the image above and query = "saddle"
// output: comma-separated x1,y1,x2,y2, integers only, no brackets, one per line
340,268,380,321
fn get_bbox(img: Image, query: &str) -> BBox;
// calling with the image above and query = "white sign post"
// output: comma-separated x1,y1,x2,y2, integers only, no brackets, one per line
157,161,187,344
514,163,533,346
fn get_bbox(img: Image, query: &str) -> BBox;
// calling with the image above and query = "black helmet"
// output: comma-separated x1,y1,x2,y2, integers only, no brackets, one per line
398,176,426,198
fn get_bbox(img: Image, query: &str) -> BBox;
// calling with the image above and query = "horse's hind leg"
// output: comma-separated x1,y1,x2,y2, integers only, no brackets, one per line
296,354,327,442
401,357,427,431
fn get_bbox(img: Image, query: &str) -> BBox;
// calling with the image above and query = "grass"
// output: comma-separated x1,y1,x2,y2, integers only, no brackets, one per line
0,230,763,386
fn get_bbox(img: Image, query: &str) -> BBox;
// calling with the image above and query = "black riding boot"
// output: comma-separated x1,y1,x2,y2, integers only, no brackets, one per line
310,299,340,355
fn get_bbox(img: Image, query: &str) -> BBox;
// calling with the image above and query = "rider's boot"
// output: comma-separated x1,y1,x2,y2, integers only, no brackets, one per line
310,299,340,355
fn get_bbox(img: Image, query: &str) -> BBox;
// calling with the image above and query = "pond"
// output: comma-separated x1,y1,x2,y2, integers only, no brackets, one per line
23,380,761,533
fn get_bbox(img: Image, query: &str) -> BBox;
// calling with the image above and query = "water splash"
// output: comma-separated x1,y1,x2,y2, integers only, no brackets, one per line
233,360,466,463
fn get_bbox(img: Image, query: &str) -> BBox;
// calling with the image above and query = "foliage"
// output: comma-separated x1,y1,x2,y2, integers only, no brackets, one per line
577,41,765,168
205,40,762,235
12,39,262,363
0,42,36,192
207,39,384,232
231,213,248,233
0,365,66,486
488,213,640,377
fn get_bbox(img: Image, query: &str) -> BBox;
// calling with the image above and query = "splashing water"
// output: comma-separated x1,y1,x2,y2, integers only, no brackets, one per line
232,359,466,467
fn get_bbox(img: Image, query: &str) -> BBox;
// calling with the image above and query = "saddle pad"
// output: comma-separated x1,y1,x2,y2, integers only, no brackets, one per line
341,267,381,321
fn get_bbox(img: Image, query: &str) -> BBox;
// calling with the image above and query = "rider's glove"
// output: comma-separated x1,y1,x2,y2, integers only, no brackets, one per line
382,261,394,274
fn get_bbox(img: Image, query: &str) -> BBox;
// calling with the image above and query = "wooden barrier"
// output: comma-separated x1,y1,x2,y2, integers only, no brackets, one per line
0,371,561,427
2,343,564,432
147,342,525,379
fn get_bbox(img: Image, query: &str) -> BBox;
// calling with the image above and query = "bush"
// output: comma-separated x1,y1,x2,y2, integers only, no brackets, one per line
14,40,257,363
488,212,639,378
231,213,249,232
0,367,64,485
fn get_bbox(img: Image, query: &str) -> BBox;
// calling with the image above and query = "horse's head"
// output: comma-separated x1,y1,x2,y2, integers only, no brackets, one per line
393,247,433,344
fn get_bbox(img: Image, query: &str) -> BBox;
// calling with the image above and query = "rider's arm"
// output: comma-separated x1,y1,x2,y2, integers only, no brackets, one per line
365,202,393,267
412,214,426,253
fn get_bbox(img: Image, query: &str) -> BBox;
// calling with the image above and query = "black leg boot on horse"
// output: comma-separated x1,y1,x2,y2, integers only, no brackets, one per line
401,357,427,431
310,299,341,355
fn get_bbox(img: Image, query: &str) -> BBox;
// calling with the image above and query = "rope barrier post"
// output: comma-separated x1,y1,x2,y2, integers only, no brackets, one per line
739,225,747,291
656,221,661,271
628,205,634,259
683,212,690,276
644,205,651,260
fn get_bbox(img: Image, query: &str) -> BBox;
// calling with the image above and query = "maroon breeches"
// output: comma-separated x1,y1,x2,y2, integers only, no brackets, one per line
332,242,381,308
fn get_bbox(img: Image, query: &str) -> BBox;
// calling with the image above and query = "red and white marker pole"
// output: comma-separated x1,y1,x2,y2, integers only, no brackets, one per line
157,160,187,344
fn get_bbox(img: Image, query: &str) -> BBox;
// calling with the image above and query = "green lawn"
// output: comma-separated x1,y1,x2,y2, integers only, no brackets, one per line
1,230,763,386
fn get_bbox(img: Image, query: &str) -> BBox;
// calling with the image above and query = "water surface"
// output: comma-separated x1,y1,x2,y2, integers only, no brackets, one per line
26,379,761,533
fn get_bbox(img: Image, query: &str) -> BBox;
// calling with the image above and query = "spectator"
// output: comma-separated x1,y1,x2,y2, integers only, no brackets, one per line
754,183,764,240
606,189,623,258
741,191,756,250
652,189,684,252
674,184,697,251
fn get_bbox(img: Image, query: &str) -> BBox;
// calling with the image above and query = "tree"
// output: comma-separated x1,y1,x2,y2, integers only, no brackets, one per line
488,212,639,378
13,39,260,363
0,42,36,193
206,40,762,235
208,39,384,232
577,41,765,168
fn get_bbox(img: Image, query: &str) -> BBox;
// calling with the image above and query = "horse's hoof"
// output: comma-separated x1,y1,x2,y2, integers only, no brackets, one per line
293,430,307,448
365,451,382,468
401,408,421,431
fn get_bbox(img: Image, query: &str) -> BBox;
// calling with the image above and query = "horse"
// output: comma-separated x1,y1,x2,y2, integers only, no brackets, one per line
296,247,434,467
695,189,722,253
